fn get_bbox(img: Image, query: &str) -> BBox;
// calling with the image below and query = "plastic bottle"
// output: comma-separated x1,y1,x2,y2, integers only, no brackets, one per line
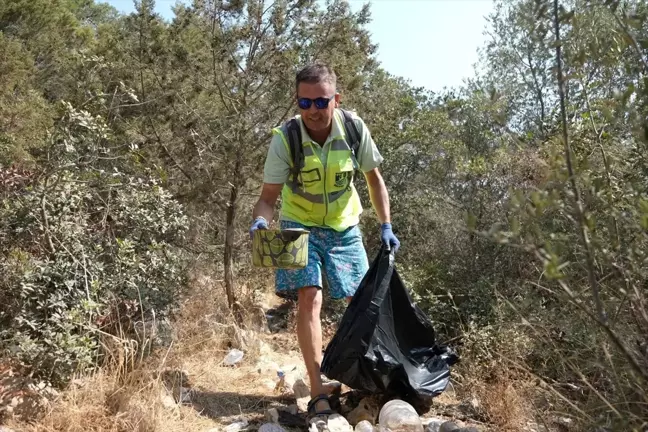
356,420,376,432
274,370,287,393
378,400,423,432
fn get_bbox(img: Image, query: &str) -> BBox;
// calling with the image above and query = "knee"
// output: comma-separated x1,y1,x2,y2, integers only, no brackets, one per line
298,286,322,312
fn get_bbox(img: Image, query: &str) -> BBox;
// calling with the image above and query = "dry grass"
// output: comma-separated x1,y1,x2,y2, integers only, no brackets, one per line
7,366,213,432
473,373,532,432
1,264,547,432
2,266,304,432
4,341,301,432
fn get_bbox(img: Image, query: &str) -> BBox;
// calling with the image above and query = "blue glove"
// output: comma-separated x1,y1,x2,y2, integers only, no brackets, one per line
249,216,269,239
381,223,400,253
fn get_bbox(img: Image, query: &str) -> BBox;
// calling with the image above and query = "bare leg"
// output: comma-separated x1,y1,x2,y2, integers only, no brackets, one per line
297,287,329,412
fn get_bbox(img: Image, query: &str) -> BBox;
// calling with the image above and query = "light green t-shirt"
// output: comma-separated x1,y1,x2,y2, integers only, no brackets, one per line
263,109,384,185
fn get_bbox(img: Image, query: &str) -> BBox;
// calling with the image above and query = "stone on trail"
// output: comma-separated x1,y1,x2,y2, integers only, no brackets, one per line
223,419,249,432
258,424,287,432
427,422,479,432
159,388,177,410
292,378,311,399
296,396,310,412
423,419,445,432
309,417,329,432
265,407,279,423
438,422,460,432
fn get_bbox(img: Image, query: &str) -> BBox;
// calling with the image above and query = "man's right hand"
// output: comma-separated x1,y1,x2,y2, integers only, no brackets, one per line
249,216,269,239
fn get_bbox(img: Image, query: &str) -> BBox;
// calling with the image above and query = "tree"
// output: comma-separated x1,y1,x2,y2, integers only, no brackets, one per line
109,0,379,319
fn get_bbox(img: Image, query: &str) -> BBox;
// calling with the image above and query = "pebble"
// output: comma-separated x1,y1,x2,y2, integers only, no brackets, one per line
224,419,248,432
265,408,279,423
292,378,311,399
424,419,445,432
439,422,460,432
259,424,286,432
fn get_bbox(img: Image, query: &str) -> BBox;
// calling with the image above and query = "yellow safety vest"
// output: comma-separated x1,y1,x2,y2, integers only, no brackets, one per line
273,110,363,231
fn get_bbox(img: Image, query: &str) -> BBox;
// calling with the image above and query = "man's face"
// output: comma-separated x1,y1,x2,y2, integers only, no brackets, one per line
297,81,339,133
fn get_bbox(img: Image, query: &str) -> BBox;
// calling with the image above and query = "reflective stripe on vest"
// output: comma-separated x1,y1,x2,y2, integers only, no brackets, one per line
273,114,363,231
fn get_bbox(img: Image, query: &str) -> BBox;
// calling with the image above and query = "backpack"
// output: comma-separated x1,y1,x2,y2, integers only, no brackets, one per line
284,109,361,189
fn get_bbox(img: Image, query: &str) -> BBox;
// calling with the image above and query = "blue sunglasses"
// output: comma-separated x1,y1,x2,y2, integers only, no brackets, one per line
297,95,335,110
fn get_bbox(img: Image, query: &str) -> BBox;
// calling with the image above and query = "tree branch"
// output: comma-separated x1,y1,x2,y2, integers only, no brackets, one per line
553,0,605,322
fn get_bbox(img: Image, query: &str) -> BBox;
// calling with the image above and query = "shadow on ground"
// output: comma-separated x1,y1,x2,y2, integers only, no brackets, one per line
0,363,51,422
265,299,296,333
189,389,292,419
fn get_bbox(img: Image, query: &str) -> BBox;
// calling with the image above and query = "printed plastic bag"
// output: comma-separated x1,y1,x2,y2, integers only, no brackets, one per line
321,246,458,404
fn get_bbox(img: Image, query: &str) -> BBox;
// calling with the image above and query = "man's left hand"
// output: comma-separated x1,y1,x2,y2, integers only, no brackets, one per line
381,223,400,253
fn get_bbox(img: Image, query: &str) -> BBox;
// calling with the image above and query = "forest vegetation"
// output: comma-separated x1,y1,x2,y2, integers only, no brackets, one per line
1,0,647,430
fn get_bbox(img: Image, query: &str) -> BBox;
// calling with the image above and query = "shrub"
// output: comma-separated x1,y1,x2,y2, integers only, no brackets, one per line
0,102,189,386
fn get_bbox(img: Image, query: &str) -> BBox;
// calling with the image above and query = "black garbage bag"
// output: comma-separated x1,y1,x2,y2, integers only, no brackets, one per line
320,246,459,405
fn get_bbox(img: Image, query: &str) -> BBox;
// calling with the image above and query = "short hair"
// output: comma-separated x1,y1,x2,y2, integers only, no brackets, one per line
295,61,337,91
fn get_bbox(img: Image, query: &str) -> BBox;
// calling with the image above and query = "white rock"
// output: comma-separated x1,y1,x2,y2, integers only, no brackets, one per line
265,408,279,423
160,389,177,409
285,404,298,415
423,419,443,432
224,419,249,432
284,373,297,389
309,417,329,432
438,422,461,432
293,379,311,399
297,396,310,412
263,378,278,391
556,417,573,426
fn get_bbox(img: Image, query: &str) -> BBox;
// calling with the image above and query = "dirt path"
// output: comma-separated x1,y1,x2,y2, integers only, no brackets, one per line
155,292,490,432
1,289,495,432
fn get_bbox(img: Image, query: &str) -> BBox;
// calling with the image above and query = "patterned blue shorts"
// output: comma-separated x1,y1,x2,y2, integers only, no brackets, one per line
275,220,370,300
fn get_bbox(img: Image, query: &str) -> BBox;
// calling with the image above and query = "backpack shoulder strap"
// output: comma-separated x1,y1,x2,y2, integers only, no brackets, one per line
339,109,361,156
339,109,362,172
284,117,303,188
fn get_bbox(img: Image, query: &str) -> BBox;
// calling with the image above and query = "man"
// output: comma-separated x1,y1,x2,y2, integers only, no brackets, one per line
250,62,399,418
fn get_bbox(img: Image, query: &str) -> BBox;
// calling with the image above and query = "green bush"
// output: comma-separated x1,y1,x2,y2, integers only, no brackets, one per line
0,103,189,386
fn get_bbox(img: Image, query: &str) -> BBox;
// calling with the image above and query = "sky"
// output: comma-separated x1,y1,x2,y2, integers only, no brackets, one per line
102,0,495,93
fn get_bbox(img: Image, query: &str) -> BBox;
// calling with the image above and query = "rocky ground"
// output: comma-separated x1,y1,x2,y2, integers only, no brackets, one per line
0,288,548,432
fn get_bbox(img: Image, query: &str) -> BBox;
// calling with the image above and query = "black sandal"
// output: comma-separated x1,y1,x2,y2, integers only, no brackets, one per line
307,394,335,418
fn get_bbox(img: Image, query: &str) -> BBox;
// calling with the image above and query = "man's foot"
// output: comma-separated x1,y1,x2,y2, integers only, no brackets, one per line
307,394,335,419
321,380,342,396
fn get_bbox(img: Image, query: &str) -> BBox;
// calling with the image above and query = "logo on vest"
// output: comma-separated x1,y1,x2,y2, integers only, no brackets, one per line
334,172,348,188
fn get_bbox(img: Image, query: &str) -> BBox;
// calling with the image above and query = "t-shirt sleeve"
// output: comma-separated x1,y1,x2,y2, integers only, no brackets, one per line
354,116,384,172
263,131,292,184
